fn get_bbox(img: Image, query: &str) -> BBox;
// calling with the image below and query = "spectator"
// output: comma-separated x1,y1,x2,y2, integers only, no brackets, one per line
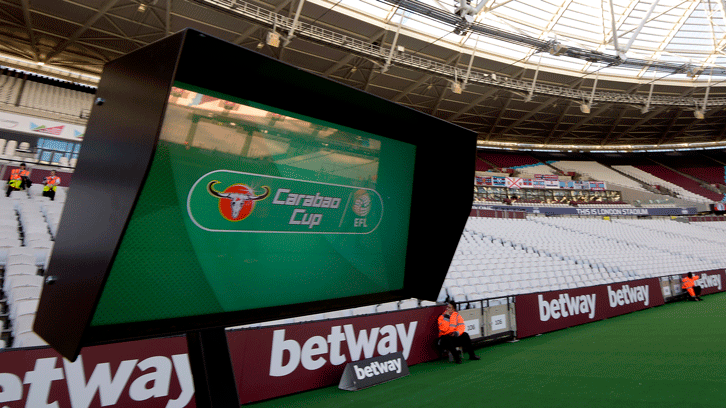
437,301,481,364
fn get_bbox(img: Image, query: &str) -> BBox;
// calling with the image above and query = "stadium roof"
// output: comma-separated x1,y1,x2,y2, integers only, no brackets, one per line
2,0,726,150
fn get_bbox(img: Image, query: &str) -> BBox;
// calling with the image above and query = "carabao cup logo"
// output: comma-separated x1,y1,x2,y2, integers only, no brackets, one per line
206,180,270,221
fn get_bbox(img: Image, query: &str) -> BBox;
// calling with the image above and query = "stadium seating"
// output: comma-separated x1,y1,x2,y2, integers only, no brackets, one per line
635,164,723,202
550,161,647,191
478,151,542,168
436,215,726,307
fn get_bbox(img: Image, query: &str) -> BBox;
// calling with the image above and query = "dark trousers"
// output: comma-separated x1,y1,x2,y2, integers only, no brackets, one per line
42,189,56,200
6,185,19,197
438,332,475,358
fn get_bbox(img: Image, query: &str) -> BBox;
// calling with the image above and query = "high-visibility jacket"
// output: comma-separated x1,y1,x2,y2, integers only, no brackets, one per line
44,176,60,186
682,275,699,290
438,311,465,337
9,168,29,180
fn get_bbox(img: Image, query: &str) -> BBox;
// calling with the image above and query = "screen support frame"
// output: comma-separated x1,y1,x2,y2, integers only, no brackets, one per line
186,328,240,408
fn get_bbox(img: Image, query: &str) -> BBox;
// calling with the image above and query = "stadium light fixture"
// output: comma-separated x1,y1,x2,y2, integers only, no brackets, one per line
266,32,281,48
451,81,463,94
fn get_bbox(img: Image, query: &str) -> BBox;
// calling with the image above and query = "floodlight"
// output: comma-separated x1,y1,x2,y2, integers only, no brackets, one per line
266,32,281,48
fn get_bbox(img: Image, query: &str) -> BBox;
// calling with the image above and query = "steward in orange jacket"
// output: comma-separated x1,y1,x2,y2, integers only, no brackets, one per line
6,163,30,197
437,301,480,364
682,273,703,301
42,170,60,201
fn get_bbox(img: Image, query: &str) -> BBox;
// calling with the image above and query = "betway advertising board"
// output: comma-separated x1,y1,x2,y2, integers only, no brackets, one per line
227,306,443,404
0,306,443,407
515,278,665,338
679,270,725,296
0,336,193,408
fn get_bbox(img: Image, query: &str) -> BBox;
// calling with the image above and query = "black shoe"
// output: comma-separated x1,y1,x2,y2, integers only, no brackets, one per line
469,355,481,361
452,351,462,364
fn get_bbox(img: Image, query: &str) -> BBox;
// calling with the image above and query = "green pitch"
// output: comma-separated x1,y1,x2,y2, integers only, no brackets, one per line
249,292,726,407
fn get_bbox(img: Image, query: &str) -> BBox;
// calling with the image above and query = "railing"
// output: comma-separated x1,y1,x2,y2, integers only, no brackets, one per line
199,0,726,109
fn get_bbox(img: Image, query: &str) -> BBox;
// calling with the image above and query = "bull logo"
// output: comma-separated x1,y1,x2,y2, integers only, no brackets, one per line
207,180,270,221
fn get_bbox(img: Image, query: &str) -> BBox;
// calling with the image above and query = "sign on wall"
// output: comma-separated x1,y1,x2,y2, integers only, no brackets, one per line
0,111,86,141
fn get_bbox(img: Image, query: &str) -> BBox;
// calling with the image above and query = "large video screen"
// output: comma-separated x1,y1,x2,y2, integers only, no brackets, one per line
35,29,474,360
90,83,416,326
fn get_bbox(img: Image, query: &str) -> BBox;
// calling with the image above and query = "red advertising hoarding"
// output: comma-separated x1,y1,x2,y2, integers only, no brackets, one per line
0,306,444,407
0,336,193,408
2,271,723,407
679,270,725,296
227,306,443,404
515,278,665,338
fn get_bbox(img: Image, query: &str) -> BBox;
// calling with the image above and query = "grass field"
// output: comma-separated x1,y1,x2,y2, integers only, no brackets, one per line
249,291,726,408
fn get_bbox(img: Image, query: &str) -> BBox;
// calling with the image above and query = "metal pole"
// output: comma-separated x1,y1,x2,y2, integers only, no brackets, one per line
608,0,621,54
284,0,306,47
462,35,479,89
623,0,660,54
382,10,405,73
526,53,543,102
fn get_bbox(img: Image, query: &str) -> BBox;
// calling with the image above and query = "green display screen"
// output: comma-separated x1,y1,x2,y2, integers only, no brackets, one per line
90,83,416,326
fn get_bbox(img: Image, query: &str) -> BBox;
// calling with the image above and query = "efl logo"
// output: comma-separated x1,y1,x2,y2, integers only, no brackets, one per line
206,180,270,221
352,190,371,217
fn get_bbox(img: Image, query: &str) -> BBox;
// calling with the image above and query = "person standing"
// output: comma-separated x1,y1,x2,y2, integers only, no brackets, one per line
437,301,481,364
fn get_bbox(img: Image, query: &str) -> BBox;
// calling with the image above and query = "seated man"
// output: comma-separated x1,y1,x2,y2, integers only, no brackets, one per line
42,170,61,201
437,301,480,364
682,272,703,301
6,163,30,197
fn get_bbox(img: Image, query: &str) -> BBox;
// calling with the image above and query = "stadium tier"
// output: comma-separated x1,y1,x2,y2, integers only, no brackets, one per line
477,151,542,169
635,164,724,202
0,70,94,121
549,160,648,192
475,157,492,171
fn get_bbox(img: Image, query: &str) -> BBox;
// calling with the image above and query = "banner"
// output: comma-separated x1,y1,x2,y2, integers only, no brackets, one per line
544,180,559,189
505,177,523,189
0,336,193,408
227,306,443,404
0,111,86,141
0,306,445,407
515,278,665,338
1,270,724,406
473,204,697,217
